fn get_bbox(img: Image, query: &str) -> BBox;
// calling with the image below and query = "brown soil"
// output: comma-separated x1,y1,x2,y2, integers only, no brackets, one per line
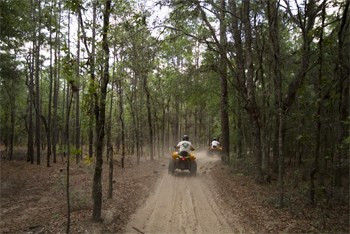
125,151,236,233
1,149,348,233
1,152,166,234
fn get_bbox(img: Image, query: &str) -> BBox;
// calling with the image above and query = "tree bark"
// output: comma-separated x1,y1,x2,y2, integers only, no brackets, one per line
52,0,61,164
118,75,125,168
77,0,96,159
310,2,326,204
267,0,284,206
75,16,81,164
65,92,73,234
219,0,230,163
242,0,263,183
144,74,154,160
92,0,111,222
107,74,114,198
34,0,41,165
46,0,54,167
26,52,34,163
334,0,349,187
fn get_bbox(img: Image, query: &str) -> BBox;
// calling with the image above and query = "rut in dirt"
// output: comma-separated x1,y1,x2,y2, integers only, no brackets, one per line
125,151,241,234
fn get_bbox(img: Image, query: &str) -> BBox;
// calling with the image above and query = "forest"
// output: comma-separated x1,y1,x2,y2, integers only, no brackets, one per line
0,0,349,232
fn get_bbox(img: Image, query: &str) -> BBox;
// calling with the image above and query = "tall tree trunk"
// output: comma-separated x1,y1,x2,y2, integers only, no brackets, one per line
90,1,97,159
174,96,180,143
61,9,70,162
162,102,167,157
107,78,114,198
126,71,140,163
92,0,111,222
334,0,349,187
46,0,54,167
144,74,154,160
219,0,230,163
26,52,34,163
34,0,41,165
75,17,81,164
310,2,326,204
229,0,247,161
65,91,74,233
88,1,97,159
243,0,263,182
127,88,140,163
267,0,284,206
237,101,243,159
52,0,61,164
77,0,96,160
118,75,125,168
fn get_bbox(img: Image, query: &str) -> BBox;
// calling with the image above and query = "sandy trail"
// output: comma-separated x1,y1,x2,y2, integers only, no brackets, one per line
125,151,238,234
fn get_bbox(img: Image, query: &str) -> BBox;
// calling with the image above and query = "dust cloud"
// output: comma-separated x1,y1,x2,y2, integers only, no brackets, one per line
125,150,238,234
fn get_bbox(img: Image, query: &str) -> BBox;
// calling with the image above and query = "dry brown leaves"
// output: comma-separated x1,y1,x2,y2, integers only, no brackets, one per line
208,163,349,233
1,153,348,234
1,155,167,234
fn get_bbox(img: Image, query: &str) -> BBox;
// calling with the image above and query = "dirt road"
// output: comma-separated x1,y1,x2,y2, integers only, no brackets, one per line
125,151,239,234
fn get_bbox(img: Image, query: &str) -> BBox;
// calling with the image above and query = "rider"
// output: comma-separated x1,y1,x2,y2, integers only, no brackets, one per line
175,135,195,156
211,137,220,149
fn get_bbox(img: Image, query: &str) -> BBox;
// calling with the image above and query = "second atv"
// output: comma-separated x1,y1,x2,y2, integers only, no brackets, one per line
207,145,223,156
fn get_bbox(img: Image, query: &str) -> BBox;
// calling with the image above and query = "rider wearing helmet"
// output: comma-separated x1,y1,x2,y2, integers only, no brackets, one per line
175,135,195,156
211,137,220,149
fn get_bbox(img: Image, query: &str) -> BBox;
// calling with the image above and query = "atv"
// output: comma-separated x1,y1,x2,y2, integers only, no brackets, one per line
207,145,223,156
168,151,197,176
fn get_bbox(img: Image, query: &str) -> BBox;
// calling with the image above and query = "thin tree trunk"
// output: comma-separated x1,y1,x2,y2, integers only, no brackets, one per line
34,0,42,165
144,74,154,160
310,3,326,204
26,53,34,163
237,101,243,159
46,0,54,167
61,9,70,162
76,1,96,160
219,0,230,163
52,0,61,164
65,92,74,234
75,18,81,164
29,45,35,164
334,0,349,187
118,76,125,168
267,0,284,204
243,0,263,183
92,0,111,222
107,80,114,198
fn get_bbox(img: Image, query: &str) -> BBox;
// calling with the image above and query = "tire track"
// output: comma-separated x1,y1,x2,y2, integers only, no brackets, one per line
125,151,236,234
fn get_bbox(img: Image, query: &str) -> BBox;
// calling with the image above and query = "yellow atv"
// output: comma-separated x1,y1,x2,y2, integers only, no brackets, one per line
207,145,223,156
168,151,197,176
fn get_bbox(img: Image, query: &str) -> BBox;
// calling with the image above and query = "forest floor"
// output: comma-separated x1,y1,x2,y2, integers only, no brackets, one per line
0,147,349,233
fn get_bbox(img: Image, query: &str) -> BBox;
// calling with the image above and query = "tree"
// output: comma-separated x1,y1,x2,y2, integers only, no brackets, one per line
218,0,230,163
34,0,42,165
0,53,21,160
333,0,349,187
75,10,81,164
266,0,284,207
92,0,111,222
52,0,62,164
